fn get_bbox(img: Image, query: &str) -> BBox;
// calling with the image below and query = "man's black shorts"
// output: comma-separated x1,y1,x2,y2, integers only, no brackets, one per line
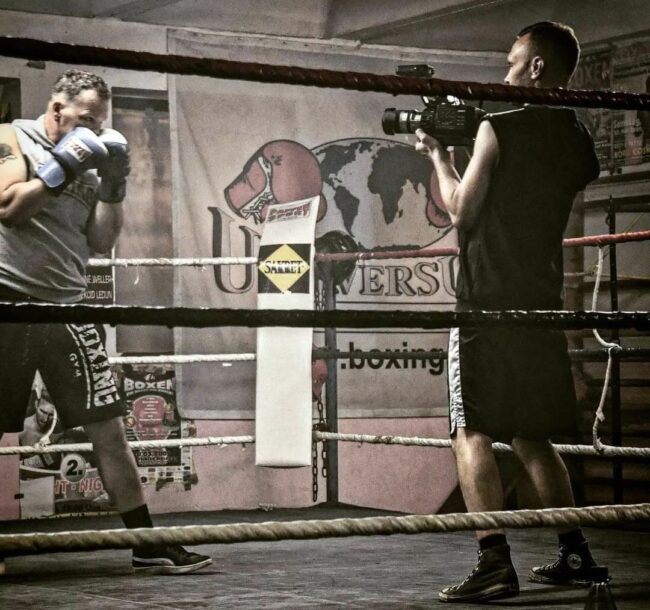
0,285,125,432
447,326,578,443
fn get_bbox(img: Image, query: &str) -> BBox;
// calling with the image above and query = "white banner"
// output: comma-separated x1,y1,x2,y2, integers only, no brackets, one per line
168,30,502,419
255,197,319,467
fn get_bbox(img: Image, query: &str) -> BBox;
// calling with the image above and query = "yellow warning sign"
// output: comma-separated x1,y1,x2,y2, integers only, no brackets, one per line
258,244,310,293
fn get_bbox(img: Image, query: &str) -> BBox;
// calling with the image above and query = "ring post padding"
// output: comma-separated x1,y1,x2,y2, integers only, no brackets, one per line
255,197,320,467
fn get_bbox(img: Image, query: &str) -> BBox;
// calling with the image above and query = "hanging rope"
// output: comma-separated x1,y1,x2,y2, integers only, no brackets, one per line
590,247,623,453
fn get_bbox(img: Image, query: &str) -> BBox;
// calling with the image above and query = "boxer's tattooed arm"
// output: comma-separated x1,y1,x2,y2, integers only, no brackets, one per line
0,143,17,164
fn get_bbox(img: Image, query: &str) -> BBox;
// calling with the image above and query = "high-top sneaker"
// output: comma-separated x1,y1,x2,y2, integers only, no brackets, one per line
439,543,519,603
528,541,599,586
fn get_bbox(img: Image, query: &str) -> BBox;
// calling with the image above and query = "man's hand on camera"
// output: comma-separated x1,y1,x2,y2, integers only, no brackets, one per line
415,128,449,164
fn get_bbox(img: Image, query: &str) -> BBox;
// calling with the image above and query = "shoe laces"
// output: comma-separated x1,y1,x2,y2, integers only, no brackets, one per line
449,551,483,591
543,545,568,571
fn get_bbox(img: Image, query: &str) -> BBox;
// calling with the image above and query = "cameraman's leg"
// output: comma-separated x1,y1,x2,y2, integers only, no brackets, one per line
453,427,504,539
513,329,599,585
440,328,518,602
511,437,575,524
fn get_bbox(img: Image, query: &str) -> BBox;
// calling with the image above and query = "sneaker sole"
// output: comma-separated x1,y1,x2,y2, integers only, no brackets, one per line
528,571,593,587
133,558,212,575
438,584,519,603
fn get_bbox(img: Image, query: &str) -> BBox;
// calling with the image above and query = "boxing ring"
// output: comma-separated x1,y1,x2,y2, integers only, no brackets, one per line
1,34,650,608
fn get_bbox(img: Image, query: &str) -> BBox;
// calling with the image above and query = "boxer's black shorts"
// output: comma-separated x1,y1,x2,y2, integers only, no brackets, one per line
0,285,125,432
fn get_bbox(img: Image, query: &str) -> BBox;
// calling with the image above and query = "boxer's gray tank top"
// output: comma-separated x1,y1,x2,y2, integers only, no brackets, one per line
0,116,98,303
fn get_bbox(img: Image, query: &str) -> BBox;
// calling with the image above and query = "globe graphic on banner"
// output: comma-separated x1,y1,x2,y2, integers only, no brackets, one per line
312,138,452,249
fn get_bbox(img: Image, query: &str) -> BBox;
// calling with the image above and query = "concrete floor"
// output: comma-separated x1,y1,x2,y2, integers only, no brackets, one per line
0,505,648,609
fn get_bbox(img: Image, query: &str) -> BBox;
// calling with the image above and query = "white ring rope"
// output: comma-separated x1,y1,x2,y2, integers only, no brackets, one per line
88,257,257,267
108,353,255,365
314,432,650,458
0,436,254,456
3,432,649,458
1,503,649,554
590,246,623,453
108,346,645,366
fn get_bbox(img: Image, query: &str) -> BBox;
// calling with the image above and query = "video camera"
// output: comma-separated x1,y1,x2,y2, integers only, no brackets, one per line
381,65,485,147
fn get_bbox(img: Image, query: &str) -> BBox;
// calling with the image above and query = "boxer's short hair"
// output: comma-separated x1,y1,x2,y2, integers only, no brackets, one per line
52,69,110,102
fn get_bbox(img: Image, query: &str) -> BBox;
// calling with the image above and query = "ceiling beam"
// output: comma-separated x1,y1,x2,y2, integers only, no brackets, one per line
330,0,522,40
93,0,185,19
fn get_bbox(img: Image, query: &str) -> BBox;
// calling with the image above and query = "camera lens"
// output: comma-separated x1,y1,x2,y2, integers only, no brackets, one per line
381,108,399,135
382,108,423,135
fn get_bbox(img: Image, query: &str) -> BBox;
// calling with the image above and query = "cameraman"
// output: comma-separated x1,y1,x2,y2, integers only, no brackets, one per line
415,22,600,602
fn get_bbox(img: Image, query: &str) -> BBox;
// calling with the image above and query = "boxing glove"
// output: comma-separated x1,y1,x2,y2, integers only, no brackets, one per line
315,230,359,286
97,127,130,204
37,126,108,194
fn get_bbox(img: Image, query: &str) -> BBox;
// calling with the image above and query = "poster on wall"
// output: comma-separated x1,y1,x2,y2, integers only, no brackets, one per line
573,40,650,170
121,364,197,491
611,41,650,166
169,30,465,419
18,382,114,519
572,50,613,169
18,365,196,520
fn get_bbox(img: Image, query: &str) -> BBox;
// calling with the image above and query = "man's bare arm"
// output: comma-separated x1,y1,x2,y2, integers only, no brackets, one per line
86,201,123,254
416,120,499,231
0,124,48,226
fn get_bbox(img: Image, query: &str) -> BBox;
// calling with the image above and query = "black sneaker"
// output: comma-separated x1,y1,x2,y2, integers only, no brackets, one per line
439,544,520,603
528,541,599,586
132,545,212,574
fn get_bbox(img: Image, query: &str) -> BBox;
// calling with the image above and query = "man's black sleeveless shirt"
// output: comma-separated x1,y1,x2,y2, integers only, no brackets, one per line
456,106,600,310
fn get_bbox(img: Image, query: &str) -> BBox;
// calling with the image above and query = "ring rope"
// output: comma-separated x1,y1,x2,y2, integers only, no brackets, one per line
3,431,649,458
108,353,255,365
1,37,649,111
581,213,649,278
562,229,650,248
314,432,650,458
84,347,650,366
311,347,650,361
87,257,258,267
1,503,649,554
0,305,648,330
0,435,255,456
86,230,650,268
